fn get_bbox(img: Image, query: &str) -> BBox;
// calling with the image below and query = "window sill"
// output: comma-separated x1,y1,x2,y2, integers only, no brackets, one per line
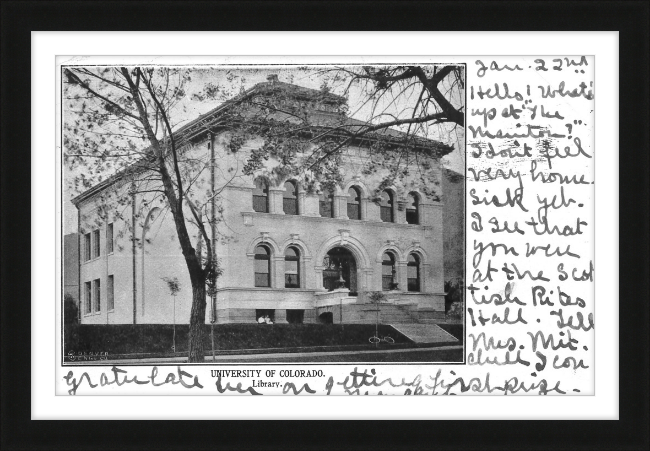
222,287,317,293
243,211,428,228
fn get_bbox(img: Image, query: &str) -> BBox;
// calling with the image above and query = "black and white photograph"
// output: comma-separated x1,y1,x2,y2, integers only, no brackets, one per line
62,64,466,365
2,0,646,445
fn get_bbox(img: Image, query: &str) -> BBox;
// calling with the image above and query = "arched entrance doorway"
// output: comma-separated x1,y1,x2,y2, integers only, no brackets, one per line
322,247,358,296
318,312,333,324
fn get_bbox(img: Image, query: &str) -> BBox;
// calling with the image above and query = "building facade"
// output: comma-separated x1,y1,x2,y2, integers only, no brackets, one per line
441,168,465,284
72,77,455,325
63,233,79,312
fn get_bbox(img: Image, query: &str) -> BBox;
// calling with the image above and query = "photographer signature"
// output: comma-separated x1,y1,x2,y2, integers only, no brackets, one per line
67,351,108,362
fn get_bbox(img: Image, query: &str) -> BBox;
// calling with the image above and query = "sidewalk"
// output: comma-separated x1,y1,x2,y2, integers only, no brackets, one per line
71,344,464,365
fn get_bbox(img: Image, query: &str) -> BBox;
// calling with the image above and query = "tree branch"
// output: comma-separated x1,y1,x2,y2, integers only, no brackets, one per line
65,69,141,121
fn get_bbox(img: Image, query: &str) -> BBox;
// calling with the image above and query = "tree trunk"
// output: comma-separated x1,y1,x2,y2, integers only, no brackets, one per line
187,275,207,362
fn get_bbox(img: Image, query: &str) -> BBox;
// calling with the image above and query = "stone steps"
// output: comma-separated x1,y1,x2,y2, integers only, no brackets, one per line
346,303,420,324
390,323,459,344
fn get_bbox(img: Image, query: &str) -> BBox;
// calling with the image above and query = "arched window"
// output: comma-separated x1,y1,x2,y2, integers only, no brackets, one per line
253,178,269,213
379,190,394,222
254,245,271,287
406,192,419,224
382,252,397,291
319,189,334,218
284,246,300,288
283,181,299,215
347,186,361,220
407,253,421,292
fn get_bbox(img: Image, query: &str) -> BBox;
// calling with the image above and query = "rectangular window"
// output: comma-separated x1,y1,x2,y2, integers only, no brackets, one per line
347,203,359,220
254,258,268,274
284,274,300,288
107,275,114,311
283,198,298,215
93,279,101,313
319,200,332,218
93,230,100,258
84,282,92,314
407,264,420,292
407,278,420,292
254,258,270,287
255,309,275,323
284,259,299,288
84,233,91,261
406,210,418,225
254,273,270,288
380,206,393,223
107,223,114,254
286,309,304,324
252,195,268,213
382,261,394,291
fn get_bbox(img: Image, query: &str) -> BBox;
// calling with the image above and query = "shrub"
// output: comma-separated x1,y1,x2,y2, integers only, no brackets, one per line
63,293,79,325
366,291,387,304
444,279,463,304
444,279,464,318
63,323,410,356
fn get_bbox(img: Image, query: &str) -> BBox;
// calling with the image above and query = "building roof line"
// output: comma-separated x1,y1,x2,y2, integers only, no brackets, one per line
70,78,453,207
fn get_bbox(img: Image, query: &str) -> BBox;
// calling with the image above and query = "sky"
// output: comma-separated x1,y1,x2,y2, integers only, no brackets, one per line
63,66,465,234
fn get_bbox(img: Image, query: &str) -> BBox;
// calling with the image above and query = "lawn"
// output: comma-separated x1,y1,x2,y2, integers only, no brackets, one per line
64,323,412,358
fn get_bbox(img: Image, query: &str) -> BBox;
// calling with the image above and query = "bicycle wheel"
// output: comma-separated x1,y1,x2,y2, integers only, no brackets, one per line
369,336,380,344
384,336,395,344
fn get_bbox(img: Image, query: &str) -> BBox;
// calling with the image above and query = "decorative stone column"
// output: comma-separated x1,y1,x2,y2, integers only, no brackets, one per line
297,191,306,215
396,199,408,224
271,256,284,289
274,309,288,324
365,199,381,222
269,187,284,214
396,261,408,292
360,268,374,294
330,195,339,218
334,195,348,219
304,193,320,217
313,266,328,291
302,255,313,289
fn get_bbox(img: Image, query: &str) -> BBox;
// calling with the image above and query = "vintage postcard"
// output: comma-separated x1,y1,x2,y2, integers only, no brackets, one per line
57,56,594,397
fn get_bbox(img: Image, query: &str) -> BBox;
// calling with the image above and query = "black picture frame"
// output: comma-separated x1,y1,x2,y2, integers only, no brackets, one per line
2,1,648,450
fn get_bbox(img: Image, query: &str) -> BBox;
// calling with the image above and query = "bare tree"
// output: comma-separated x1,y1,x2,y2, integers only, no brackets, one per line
234,65,464,200
65,66,232,362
